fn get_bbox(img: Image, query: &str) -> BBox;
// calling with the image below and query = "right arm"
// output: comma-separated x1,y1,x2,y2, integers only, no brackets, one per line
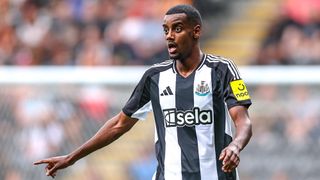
34,111,138,177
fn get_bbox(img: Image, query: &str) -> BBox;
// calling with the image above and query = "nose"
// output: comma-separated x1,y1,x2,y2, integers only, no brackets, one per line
166,30,174,41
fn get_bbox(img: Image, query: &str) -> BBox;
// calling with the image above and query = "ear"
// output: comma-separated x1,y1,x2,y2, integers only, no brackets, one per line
193,25,201,39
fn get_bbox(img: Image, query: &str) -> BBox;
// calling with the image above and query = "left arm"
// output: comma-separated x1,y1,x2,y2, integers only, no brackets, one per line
219,105,252,172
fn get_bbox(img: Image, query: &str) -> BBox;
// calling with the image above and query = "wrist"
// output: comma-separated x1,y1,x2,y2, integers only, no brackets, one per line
230,142,241,151
66,154,76,165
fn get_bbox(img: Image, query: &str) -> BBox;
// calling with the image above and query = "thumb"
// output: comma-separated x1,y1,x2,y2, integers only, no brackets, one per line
46,164,58,177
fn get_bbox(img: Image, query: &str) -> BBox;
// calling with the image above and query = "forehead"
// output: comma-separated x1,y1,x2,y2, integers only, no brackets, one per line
163,13,188,26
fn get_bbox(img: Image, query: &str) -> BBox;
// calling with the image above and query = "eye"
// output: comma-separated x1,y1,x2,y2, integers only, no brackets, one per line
163,28,169,35
175,26,182,33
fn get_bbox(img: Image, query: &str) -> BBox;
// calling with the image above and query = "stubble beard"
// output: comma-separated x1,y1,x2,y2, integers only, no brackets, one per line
170,53,181,60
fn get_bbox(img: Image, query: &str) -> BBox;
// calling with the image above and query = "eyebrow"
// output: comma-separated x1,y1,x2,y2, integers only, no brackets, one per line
162,21,184,28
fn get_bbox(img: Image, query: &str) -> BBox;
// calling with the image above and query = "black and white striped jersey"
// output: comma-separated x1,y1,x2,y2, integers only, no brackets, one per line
122,54,252,180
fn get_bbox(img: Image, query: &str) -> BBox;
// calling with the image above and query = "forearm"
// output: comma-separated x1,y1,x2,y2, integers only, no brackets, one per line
67,112,136,164
229,106,252,151
232,117,252,151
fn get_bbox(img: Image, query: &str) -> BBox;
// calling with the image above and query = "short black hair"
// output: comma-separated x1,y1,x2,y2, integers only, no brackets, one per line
165,4,202,26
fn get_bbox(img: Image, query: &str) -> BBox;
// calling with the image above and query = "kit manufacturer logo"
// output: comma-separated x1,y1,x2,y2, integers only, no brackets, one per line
160,86,173,96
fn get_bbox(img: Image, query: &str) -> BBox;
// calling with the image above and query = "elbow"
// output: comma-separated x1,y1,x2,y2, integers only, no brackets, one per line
113,113,137,136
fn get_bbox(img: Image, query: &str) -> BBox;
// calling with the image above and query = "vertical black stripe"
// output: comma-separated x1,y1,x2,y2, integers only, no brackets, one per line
212,67,226,180
176,73,201,180
150,74,165,180
212,68,237,180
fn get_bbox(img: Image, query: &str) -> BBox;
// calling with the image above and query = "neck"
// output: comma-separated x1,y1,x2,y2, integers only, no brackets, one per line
175,48,203,78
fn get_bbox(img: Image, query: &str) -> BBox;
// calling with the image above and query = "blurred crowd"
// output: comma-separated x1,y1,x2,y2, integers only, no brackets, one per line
0,85,112,180
241,84,320,180
0,0,196,66
1,0,319,67
251,84,320,148
254,0,320,65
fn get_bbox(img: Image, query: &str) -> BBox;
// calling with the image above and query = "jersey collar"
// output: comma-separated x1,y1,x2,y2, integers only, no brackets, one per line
172,54,206,74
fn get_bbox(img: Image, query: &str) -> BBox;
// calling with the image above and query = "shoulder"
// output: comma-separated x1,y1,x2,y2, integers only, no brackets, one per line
204,54,237,68
151,59,174,69
143,59,174,77
204,54,241,80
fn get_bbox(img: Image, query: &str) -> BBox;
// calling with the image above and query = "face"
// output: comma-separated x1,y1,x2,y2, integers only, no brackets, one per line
162,13,200,60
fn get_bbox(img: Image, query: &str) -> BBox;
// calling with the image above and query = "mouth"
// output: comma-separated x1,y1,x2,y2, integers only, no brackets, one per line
167,42,177,54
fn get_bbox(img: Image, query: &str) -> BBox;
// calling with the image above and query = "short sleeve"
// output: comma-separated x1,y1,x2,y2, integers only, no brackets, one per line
122,71,152,120
222,61,252,109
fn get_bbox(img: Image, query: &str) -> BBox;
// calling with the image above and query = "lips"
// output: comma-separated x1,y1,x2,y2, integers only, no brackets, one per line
167,42,177,54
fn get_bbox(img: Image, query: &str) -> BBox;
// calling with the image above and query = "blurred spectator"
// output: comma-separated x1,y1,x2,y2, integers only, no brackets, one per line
128,146,157,180
271,170,289,180
283,85,319,147
4,169,22,180
250,85,283,147
78,85,111,122
13,87,64,160
75,24,112,66
253,0,320,65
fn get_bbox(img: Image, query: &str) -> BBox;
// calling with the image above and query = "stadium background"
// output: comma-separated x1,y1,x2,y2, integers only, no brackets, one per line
0,0,320,179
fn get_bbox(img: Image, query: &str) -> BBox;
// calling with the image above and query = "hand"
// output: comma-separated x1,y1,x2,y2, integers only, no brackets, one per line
34,155,73,178
218,143,240,173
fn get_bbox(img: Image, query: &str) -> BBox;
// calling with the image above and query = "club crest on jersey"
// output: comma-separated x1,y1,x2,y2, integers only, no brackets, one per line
163,107,212,127
195,81,210,96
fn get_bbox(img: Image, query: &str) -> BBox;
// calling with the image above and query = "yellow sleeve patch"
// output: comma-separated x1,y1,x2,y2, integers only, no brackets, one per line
230,79,250,101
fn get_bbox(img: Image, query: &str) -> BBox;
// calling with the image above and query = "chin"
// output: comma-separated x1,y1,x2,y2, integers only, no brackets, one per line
169,53,181,60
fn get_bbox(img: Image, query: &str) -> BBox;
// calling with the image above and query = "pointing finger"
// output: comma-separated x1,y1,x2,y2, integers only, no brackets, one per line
34,159,51,165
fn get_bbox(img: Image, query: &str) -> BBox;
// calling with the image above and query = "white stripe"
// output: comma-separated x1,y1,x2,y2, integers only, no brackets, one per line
207,55,240,80
218,56,241,78
213,55,240,79
224,103,233,137
207,55,240,79
152,125,158,180
194,65,218,180
196,54,207,71
131,101,152,120
172,60,177,74
158,68,182,180
152,60,173,67
236,168,240,180
208,55,238,72
207,56,236,79
227,59,241,78
152,173,156,180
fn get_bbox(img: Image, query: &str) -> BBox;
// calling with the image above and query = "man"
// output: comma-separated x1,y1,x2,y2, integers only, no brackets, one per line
34,4,252,180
